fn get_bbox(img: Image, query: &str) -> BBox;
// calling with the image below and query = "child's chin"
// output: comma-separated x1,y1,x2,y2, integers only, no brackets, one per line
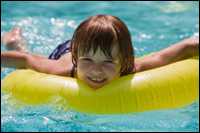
87,82,105,89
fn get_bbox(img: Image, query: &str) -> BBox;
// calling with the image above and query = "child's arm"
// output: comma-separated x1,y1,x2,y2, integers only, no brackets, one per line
1,51,27,68
1,51,73,76
135,37,199,72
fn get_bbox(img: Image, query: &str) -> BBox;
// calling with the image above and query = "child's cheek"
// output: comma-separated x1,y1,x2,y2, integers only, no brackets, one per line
77,62,94,79
78,61,92,71
102,64,121,76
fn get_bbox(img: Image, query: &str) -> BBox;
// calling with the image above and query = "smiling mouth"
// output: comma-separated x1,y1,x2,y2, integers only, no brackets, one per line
87,76,106,84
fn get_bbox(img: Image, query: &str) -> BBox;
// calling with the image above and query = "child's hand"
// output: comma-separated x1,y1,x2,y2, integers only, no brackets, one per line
183,36,199,48
183,36,199,57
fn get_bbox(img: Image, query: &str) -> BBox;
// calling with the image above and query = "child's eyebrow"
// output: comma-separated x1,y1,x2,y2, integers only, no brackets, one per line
79,56,120,64
79,56,91,59
79,56,112,59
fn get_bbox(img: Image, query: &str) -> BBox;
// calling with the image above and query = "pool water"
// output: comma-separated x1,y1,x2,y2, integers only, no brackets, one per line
1,1,199,132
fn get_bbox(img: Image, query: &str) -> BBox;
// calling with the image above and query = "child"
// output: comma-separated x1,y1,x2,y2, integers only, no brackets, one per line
1,15,199,89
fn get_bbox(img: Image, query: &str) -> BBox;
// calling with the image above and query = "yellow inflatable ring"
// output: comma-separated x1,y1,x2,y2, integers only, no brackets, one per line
1,57,199,114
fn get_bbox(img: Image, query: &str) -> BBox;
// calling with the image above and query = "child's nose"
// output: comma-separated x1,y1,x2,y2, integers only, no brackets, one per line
90,65,104,76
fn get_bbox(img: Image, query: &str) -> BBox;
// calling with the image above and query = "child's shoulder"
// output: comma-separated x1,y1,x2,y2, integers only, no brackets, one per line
57,52,74,76
134,53,161,73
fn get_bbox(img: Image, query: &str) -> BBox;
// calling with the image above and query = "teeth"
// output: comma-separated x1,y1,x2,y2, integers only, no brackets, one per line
90,77,104,82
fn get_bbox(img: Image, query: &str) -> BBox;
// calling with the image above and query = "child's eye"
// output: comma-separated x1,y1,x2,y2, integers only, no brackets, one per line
104,60,113,64
82,58,92,62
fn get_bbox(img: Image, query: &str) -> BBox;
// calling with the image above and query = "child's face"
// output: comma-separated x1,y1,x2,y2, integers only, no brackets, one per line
76,45,121,89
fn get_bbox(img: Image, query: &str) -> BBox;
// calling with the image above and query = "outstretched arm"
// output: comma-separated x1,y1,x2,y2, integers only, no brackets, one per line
1,51,72,76
135,37,199,72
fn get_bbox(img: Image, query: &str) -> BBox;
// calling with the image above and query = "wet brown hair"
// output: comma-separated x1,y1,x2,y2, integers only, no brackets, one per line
70,14,134,76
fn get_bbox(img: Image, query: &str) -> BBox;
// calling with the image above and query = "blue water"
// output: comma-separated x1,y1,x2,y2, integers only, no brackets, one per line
1,1,199,132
